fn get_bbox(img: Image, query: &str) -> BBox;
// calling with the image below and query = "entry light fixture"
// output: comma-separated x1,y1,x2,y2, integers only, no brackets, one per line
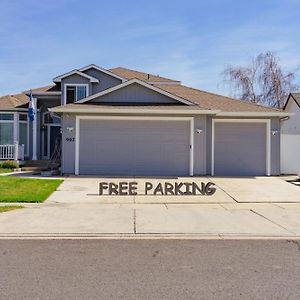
196,129,204,134
272,130,279,136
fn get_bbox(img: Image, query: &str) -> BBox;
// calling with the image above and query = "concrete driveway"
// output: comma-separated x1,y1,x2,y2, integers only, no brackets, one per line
1,176,300,237
46,176,300,204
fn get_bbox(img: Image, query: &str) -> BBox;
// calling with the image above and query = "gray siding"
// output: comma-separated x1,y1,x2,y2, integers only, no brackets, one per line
90,83,180,104
61,114,76,174
82,68,122,94
61,74,91,105
193,116,206,175
271,118,280,175
60,113,280,176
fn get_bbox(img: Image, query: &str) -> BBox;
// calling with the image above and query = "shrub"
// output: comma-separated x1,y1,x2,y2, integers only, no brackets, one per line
0,160,19,169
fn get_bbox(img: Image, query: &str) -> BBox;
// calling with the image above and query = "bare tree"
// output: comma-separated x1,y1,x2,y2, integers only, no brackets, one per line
222,51,299,108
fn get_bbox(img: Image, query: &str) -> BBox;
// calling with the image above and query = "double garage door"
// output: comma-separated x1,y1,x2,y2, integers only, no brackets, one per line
78,118,191,176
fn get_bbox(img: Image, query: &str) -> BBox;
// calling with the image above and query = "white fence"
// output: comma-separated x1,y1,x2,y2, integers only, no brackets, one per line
281,134,300,175
0,143,24,161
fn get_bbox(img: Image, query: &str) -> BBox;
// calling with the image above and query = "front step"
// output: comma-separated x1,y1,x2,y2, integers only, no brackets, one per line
24,160,51,167
21,166,48,172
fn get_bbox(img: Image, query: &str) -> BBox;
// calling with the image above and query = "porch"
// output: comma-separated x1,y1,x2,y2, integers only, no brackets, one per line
0,143,25,161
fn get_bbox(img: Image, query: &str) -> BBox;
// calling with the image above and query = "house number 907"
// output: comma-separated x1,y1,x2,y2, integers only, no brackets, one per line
66,138,75,142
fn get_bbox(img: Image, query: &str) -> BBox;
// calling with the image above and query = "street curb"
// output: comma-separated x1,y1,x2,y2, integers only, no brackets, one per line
0,234,300,240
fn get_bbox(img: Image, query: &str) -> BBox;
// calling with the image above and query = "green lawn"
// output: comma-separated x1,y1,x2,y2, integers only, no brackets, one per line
0,177,63,203
0,206,24,213
0,168,13,174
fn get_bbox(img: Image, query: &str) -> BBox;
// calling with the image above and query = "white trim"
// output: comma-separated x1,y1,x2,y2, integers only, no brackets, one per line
217,112,293,117
75,78,194,105
63,84,89,105
211,119,271,176
79,64,127,82
53,70,99,83
13,112,18,143
75,115,194,176
49,106,219,115
32,98,37,160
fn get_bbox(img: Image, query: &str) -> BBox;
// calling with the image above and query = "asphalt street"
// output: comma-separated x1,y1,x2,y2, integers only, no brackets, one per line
0,239,300,300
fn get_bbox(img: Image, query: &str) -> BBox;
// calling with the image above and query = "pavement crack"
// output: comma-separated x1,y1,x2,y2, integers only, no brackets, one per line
208,177,238,203
287,240,300,252
250,209,295,235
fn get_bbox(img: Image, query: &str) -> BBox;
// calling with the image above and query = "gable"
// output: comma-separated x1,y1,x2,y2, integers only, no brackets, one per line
281,99,300,134
82,67,123,93
89,82,184,104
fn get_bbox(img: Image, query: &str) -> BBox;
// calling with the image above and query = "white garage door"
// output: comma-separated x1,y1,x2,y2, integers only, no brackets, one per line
77,118,191,176
213,120,269,176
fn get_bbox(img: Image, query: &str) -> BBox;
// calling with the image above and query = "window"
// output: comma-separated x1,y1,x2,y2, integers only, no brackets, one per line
65,85,88,103
0,113,14,145
0,123,14,145
0,113,14,121
18,113,28,155
43,112,61,124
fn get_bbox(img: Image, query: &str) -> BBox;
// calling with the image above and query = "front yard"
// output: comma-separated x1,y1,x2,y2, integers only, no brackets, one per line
0,177,63,203
0,206,24,213
0,168,13,174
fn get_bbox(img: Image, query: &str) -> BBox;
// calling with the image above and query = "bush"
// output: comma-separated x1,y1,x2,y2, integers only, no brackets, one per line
0,160,19,169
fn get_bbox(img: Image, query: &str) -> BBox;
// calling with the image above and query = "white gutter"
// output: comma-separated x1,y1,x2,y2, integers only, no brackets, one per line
30,92,61,96
49,107,221,115
217,112,294,117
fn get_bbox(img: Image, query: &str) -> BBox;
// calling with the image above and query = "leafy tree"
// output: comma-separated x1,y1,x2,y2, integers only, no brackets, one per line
222,51,299,108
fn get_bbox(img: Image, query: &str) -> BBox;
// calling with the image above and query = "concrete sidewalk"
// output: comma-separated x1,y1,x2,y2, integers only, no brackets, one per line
1,176,300,238
0,202,300,238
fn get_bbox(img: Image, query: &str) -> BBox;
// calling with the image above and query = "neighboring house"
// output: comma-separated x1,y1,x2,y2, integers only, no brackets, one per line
281,93,300,174
0,64,290,176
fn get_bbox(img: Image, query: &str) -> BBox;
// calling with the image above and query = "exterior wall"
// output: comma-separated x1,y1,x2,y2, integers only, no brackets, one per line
193,116,206,175
90,83,180,104
281,100,300,134
60,113,281,176
61,74,91,105
61,114,76,173
82,68,122,94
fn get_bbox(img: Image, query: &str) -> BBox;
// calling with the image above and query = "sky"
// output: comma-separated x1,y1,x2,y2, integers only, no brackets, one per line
0,0,299,96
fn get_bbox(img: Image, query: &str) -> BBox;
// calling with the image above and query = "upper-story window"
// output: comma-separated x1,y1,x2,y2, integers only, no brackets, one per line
65,84,88,104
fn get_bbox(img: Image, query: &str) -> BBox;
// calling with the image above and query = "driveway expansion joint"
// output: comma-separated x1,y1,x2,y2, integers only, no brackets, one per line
250,209,296,235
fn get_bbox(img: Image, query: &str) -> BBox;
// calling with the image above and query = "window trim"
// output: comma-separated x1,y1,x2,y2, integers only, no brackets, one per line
64,84,89,105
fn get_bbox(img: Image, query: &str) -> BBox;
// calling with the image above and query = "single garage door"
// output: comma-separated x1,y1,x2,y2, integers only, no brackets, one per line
78,119,191,176
213,121,267,176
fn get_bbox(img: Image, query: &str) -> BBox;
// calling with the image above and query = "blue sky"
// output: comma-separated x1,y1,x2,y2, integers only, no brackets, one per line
0,0,299,96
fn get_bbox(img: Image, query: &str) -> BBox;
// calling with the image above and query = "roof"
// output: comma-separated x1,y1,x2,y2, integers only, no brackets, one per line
0,65,287,114
283,93,300,110
157,84,280,113
0,86,54,110
53,70,99,83
109,67,180,84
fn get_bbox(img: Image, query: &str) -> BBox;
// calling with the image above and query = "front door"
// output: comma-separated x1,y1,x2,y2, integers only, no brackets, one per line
42,125,61,159
49,126,61,159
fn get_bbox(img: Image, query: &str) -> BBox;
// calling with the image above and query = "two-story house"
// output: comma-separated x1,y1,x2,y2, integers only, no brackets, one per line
0,64,290,176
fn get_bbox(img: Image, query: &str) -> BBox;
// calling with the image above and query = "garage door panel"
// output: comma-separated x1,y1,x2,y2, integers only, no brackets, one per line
79,119,190,176
214,122,267,176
